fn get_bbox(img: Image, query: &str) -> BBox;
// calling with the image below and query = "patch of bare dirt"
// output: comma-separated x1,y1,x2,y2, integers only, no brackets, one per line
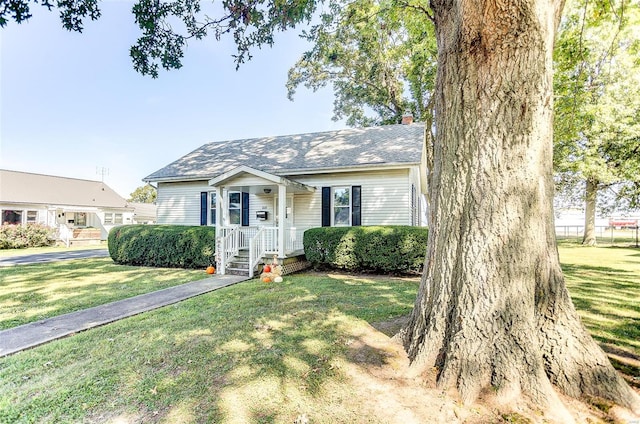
342,315,640,424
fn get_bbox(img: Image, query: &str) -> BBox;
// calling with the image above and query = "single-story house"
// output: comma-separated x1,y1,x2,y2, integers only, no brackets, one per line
144,121,427,276
0,169,151,246
129,202,158,224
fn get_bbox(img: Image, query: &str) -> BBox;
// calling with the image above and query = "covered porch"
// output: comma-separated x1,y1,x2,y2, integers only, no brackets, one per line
209,166,315,277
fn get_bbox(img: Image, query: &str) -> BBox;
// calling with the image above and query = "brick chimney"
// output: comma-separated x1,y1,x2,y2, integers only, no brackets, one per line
401,113,413,125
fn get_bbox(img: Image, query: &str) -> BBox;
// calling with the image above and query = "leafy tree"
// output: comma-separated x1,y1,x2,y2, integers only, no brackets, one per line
128,184,157,203
554,0,640,245
286,0,437,126
3,0,640,417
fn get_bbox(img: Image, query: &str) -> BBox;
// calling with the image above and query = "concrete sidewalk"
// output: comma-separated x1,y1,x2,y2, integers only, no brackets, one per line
0,274,247,357
0,248,110,267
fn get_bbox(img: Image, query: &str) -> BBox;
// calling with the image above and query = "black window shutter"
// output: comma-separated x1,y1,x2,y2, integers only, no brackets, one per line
200,192,208,226
242,192,250,226
321,187,331,227
352,185,361,226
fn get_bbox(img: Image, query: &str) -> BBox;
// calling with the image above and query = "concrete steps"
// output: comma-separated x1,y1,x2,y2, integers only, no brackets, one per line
226,250,251,276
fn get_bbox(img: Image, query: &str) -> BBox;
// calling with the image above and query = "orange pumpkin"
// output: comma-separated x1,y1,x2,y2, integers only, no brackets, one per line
262,277,272,283
263,264,271,273
206,265,216,275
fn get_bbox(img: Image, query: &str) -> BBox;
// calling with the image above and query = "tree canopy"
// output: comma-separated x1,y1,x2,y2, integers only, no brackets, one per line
553,0,640,231
1,0,319,77
286,0,436,126
128,184,157,203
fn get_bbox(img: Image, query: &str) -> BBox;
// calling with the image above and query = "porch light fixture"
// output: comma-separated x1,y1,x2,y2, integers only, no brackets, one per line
264,188,272,194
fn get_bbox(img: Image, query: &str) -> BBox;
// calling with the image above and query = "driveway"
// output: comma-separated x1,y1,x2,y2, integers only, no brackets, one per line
0,248,110,267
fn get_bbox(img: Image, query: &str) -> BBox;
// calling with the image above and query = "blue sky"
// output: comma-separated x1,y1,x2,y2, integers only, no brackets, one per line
0,1,343,198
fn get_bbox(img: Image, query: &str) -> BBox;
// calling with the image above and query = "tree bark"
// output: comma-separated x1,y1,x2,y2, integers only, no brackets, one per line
400,0,640,417
582,179,598,246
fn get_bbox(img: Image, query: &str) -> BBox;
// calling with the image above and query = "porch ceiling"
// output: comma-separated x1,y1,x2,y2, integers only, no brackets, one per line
208,165,315,194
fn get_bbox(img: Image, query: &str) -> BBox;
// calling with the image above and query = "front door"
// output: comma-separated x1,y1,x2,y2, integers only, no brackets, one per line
274,195,294,228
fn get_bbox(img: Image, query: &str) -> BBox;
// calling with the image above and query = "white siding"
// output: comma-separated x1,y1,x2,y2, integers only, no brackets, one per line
155,168,419,229
291,169,412,229
408,166,427,226
229,174,274,187
0,203,48,225
249,194,277,227
157,181,210,225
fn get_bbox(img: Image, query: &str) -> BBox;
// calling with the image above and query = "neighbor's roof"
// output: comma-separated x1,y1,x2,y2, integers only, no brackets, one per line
129,202,157,219
0,169,129,209
144,123,425,182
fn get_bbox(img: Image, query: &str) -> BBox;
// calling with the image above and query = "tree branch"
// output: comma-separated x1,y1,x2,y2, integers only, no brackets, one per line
395,0,434,23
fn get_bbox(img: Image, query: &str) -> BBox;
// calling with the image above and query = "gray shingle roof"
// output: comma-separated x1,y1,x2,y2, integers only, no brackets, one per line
0,169,129,209
144,124,425,182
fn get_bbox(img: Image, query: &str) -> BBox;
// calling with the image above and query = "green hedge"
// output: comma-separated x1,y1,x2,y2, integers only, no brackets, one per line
0,224,55,249
108,225,216,268
303,226,428,273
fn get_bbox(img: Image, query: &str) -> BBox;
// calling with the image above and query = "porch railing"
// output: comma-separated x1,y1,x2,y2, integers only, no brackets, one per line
58,224,71,248
217,226,306,275
285,227,305,253
249,227,267,278
219,225,240,272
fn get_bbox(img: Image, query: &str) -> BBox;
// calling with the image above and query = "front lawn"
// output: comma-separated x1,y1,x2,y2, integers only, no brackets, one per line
0,258,203,330
0,273,420,423
0,245,638,422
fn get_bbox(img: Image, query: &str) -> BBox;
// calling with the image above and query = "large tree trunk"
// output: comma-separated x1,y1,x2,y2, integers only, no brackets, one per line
582,179,598,246
400,0,640,417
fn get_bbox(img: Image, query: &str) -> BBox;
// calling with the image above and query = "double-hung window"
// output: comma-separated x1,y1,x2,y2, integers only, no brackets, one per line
209,192,217,226
200,191,246,226
322,185,361,227
228,192,241,225
333,187,351,226
26,211,37,224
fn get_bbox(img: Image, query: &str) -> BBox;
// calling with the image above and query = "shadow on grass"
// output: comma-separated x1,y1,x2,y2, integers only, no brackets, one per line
562,261,640,382
0,258,201,330
0,274,419,423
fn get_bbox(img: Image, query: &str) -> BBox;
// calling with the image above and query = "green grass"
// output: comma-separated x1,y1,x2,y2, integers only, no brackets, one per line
559,243,640,361
0,245,638,423
0,274,418,423
0,243,107,258
0,258,204,330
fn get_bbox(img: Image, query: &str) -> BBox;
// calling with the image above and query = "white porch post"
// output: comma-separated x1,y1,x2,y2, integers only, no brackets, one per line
215,186,224,274
278,183,286,258
215,186,223,228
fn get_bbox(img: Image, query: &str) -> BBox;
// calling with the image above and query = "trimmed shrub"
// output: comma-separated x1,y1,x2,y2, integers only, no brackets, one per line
303,226,428,273
0,224,55,249
108,225,216,269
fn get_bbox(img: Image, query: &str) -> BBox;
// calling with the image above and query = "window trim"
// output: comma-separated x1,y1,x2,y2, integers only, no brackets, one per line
1,209,23,225
411,184,418,226
228,191,242,226
209,191,217,226
26,210,38,224
332,186,351,227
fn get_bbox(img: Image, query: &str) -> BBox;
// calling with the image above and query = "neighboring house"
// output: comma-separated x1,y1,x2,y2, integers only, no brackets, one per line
129,202,158,224
0,169,136,245
144,121,428,276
